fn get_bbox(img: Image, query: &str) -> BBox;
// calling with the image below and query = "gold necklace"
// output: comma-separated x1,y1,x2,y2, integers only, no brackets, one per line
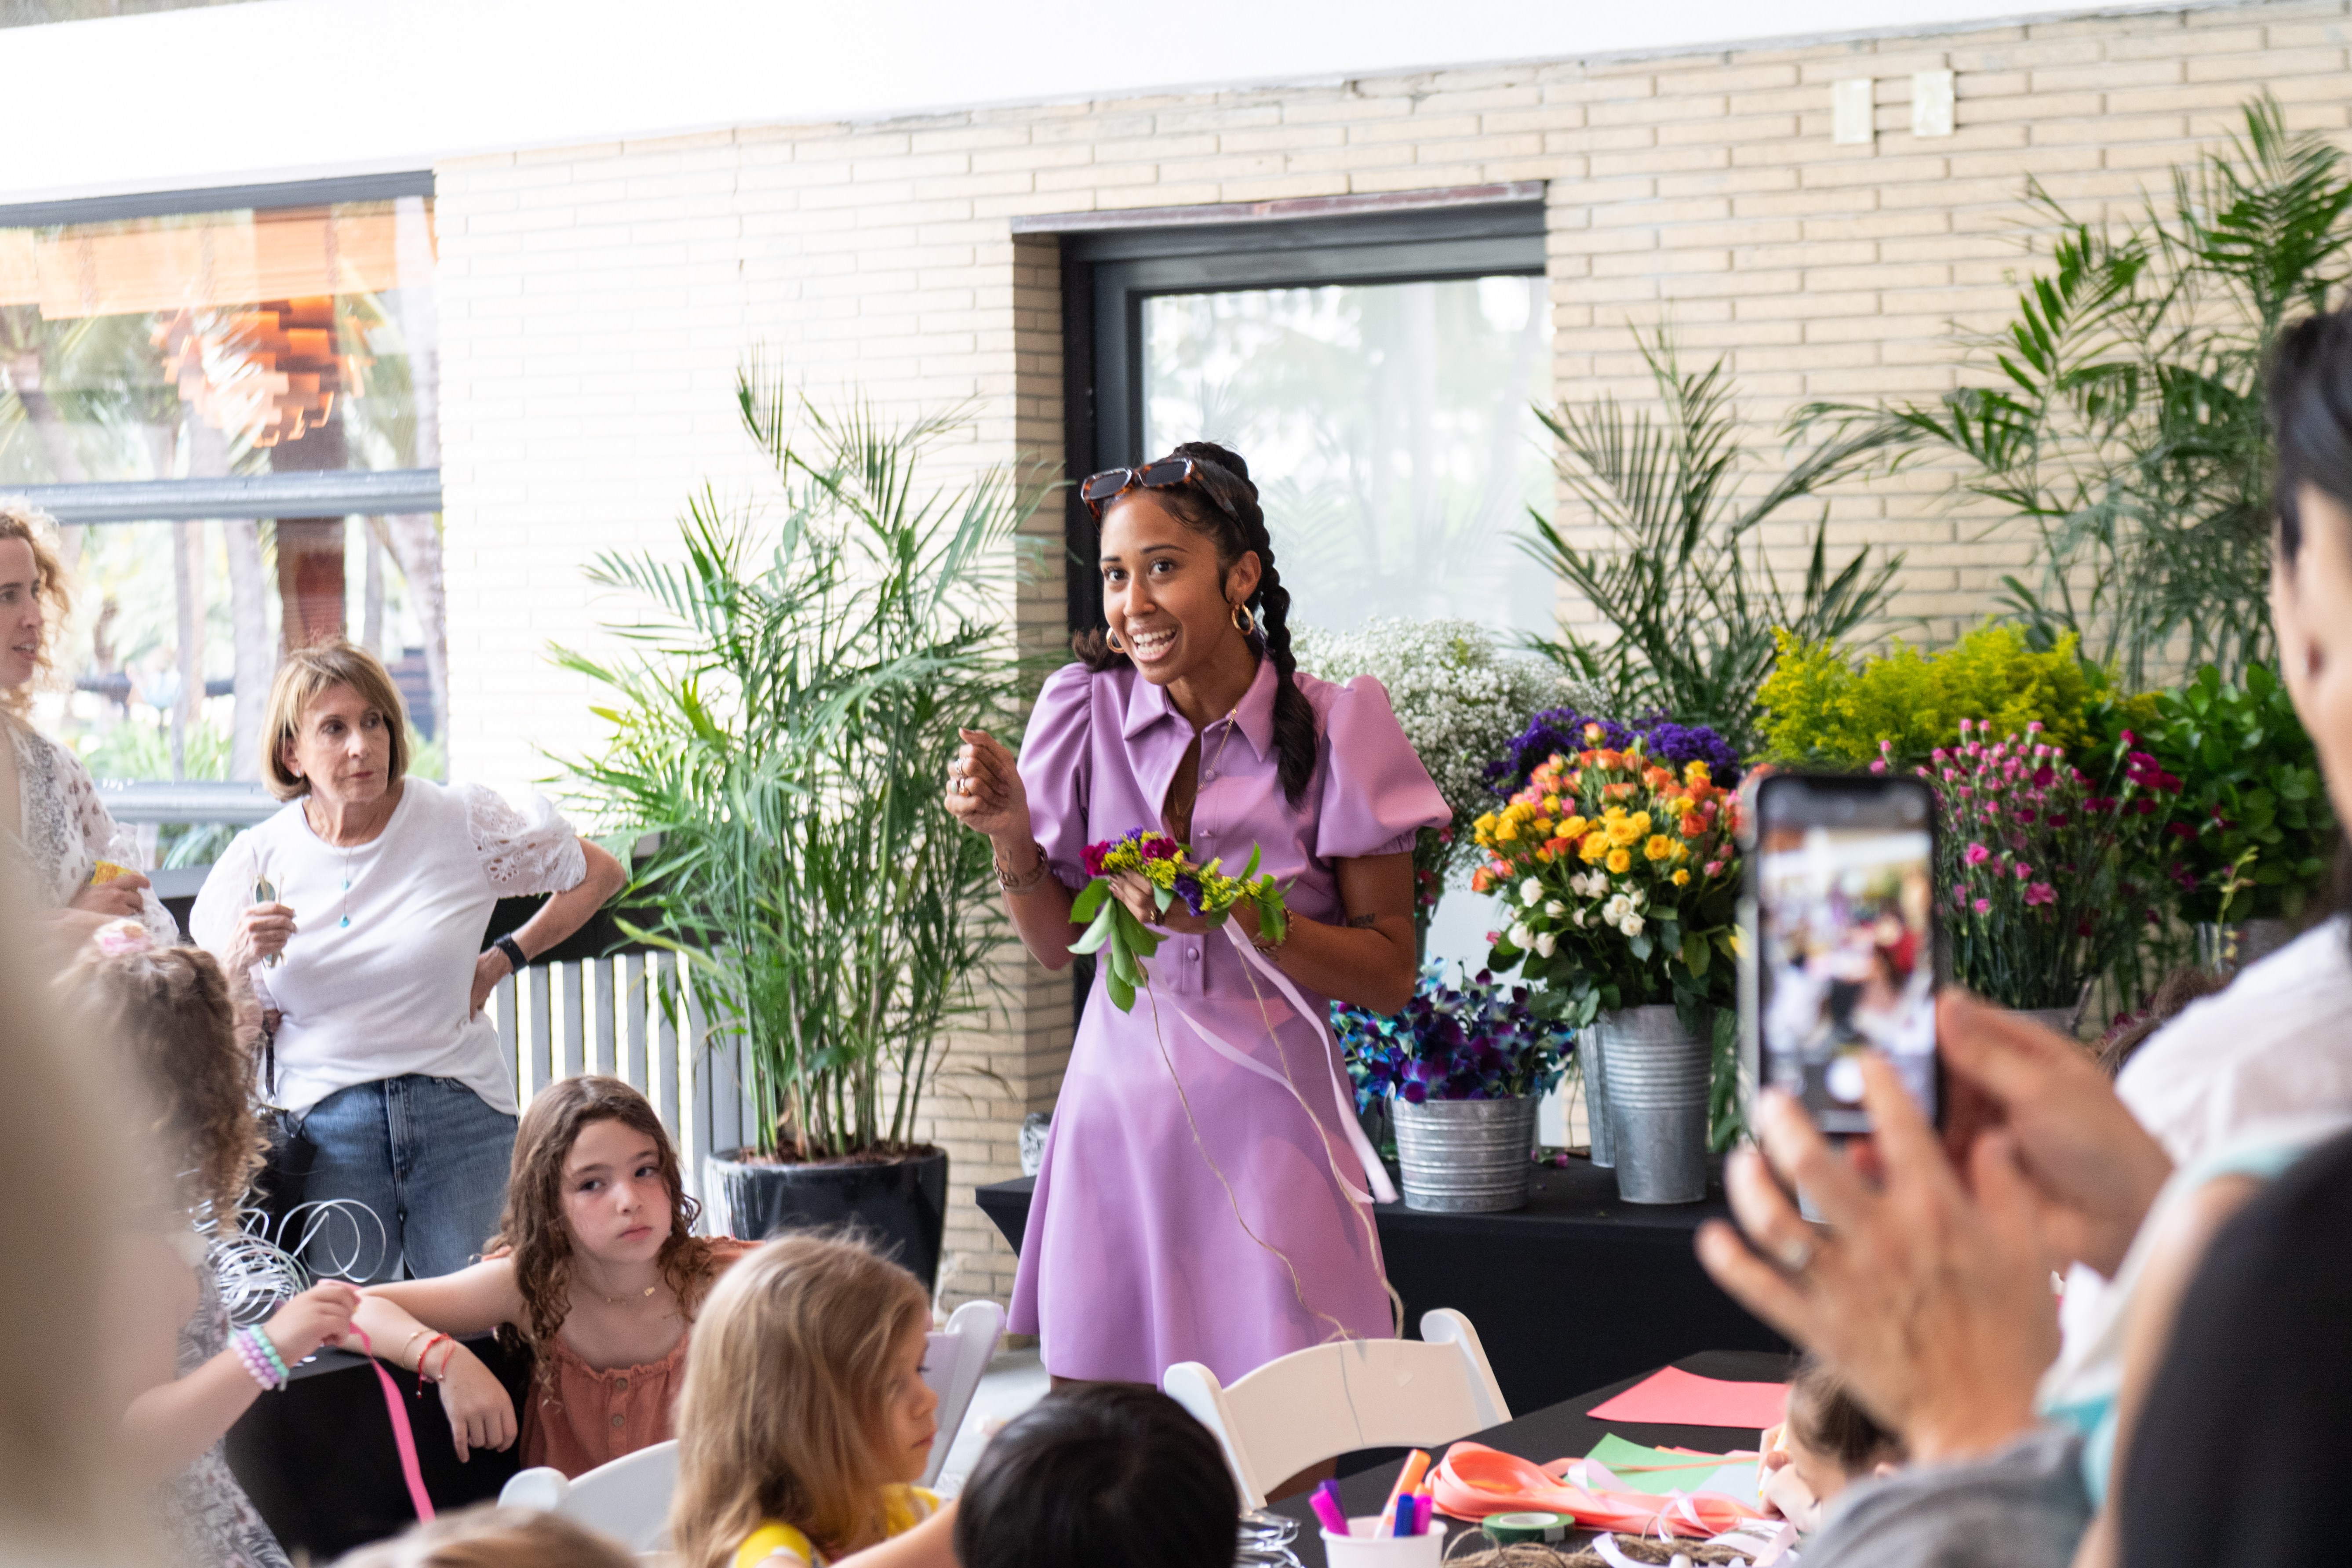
598,1284,658,1306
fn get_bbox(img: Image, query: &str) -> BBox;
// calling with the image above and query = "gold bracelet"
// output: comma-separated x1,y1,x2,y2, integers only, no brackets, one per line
996,842,1052,895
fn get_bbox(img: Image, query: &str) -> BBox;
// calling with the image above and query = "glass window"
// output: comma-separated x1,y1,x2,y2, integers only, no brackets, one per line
0,188,443,793
1141,273,1553,636
0,196,438,482
33,513,444,795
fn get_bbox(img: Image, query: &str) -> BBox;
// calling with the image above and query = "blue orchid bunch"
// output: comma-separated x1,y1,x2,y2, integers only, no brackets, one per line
1485,709,1743,800
1334,968,1573,1111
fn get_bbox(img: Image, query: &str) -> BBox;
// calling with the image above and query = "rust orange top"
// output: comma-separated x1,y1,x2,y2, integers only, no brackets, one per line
518,1236,754,1477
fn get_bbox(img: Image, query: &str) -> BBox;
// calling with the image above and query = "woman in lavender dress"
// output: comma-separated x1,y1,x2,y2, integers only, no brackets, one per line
947,442,1446,1388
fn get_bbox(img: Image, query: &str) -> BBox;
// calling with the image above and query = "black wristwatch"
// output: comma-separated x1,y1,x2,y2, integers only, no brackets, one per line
493,934,529,974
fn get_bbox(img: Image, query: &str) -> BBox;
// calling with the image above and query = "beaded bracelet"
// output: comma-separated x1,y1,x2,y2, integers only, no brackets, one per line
232,1328,284,1391
247,1326,292,1386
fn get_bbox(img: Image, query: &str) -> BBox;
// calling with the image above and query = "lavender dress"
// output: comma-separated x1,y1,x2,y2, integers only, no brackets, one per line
1010,657,1448,1385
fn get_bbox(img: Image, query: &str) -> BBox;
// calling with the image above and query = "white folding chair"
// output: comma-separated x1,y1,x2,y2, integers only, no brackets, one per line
498,1437,679,1551
921,1298,1006,1487
1161,1308,1510,1510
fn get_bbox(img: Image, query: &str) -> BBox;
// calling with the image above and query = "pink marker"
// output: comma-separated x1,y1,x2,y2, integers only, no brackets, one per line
1309,1481,1349,1536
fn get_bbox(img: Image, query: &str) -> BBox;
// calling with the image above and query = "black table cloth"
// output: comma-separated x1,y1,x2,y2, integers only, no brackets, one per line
1271,1348,1798,1568
224,1335,532,1562
974,1156,1787,1413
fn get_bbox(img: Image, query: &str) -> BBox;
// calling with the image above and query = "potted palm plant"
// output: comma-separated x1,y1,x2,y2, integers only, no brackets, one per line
560,379,1044,1288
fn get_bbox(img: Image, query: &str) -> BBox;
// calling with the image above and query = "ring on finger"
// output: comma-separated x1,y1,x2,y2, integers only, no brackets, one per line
1776,1231,1815,1271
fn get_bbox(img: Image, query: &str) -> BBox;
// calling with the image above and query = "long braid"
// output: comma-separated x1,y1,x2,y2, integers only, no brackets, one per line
1166,442,1318,806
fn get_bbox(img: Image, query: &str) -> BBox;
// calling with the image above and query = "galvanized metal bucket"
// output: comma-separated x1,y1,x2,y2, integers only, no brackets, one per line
1598,1005,1710,1205
1391,1094,1540,1213
1578,1030,1614,1168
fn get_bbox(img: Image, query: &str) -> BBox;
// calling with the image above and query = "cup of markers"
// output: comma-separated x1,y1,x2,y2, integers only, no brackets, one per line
1311,1451,1446,1566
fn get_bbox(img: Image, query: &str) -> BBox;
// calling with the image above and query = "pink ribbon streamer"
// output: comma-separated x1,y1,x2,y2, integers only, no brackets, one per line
1161,923,1397,1205
348,1324,437,1522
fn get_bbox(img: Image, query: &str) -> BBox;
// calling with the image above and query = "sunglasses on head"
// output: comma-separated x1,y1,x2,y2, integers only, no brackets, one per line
1080,457,1233,519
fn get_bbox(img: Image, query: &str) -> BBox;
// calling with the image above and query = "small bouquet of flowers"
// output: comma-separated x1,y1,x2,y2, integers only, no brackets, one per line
1334,968,1573,1111
1070,829,1290,1012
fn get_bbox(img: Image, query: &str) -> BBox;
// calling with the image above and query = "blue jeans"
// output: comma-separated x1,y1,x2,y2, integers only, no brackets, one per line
292,1075,517,1283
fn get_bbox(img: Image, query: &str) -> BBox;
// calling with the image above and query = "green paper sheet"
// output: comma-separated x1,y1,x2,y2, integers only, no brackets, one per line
1582,1433,1759,1503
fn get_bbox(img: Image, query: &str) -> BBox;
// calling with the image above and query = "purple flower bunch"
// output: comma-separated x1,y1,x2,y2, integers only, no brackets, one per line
1487,709,1743,799
1335,969,1572,1110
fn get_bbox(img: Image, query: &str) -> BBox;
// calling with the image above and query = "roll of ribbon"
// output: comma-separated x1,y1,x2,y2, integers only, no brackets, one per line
1482,1512,1570,1545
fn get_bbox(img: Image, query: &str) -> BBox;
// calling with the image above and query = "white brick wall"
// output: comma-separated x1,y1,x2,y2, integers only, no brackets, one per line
435,0,2347,1304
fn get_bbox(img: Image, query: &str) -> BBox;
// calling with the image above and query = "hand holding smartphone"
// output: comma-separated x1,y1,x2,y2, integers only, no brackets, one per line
1741,773,1942,1135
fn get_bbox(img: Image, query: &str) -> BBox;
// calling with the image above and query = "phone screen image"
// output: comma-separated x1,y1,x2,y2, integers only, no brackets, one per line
1752,778,1938,1134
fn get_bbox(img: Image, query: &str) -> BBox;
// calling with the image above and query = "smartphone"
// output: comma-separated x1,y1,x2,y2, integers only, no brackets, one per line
1740,772,1941,1134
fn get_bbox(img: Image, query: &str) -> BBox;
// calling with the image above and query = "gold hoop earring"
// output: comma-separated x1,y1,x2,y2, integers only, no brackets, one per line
1105,628,1124,653
1231,602,1256,636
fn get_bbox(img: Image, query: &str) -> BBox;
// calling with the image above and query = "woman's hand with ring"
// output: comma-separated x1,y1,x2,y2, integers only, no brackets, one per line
1695,1057,2058,1465
946,729,1031,843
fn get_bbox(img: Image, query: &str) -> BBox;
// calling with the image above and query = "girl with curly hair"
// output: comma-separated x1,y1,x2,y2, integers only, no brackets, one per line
80,935,360,1568
348,1075,750,1475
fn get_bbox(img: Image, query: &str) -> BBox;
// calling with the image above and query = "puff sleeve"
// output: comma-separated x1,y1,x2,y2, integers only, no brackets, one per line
1017,662,1097,890
459,783,589,896
1312,675,1449,862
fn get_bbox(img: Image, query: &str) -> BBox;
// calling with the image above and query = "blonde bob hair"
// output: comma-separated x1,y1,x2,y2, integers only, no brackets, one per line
668,1234,931,1568
0,497,71,717
262,637,411,800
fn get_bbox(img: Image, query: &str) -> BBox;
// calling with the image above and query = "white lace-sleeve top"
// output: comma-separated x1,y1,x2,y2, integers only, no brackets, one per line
189,778,588,1115
5,717,179,945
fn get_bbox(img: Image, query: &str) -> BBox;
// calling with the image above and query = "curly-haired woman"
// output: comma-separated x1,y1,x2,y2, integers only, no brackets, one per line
348,1076,752,1476
0,498,176,945
947,441,1447,1389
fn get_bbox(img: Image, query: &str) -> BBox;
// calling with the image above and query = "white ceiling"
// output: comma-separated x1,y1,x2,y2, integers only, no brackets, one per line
2,0,2212,207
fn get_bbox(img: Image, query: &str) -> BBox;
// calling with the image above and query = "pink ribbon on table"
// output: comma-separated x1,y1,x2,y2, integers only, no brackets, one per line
348,1324,436,1522
1156,924,1397,1207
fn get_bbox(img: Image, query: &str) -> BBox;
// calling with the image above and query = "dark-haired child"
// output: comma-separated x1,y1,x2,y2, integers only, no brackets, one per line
1762,1355,1906,1532
954,1385,1238,1568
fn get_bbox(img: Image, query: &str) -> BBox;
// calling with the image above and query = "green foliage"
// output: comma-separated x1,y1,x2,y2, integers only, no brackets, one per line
1801,95,2352,687
2141,663,2334,922
1522,327,1908,757
1757,623,2153,768
558,377,1049,1160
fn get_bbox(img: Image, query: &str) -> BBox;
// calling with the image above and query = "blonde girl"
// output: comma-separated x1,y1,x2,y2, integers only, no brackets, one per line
349,1076,750,1474
669,1236,954,1568
81,937,361,1568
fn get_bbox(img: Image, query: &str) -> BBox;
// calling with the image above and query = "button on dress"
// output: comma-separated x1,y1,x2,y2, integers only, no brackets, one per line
1009,657,1448,1385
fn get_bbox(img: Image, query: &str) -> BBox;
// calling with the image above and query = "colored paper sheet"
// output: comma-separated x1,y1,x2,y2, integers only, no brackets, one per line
1585,1366,1789,1429
1581,1435,1755,1499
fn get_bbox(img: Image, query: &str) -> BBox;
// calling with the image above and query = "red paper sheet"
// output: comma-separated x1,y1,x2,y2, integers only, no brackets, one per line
1585,1367,1788,1429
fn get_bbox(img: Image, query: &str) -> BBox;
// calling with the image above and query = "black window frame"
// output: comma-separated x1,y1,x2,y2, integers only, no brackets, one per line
0,170,442,524
1055,197,1548,637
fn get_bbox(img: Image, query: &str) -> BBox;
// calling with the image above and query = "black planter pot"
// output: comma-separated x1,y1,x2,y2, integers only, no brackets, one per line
703,1146,951,1290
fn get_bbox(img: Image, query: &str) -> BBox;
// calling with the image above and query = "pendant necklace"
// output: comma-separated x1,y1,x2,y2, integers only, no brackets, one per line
601,1284,659,1306
338,840,355,929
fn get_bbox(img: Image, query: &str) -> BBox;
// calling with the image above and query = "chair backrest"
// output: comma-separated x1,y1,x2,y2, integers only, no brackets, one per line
921,1298,1006,1487
497,1438,681,1551
1161,1308,1510,1510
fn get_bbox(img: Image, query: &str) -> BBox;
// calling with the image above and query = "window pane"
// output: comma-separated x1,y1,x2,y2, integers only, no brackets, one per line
32,515,447,804
1141,275,1552,636
0,196,438,484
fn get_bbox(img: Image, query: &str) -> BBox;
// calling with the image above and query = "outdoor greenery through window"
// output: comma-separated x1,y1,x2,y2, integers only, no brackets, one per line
1141,274,1554,636
0,191,444,794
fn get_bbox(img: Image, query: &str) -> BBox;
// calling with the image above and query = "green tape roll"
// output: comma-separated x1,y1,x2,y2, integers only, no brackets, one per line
1482,1512,1569,1544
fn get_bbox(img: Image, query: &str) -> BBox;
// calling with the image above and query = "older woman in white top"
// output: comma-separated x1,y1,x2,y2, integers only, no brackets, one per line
191,640,625,1281
0,500,176,946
